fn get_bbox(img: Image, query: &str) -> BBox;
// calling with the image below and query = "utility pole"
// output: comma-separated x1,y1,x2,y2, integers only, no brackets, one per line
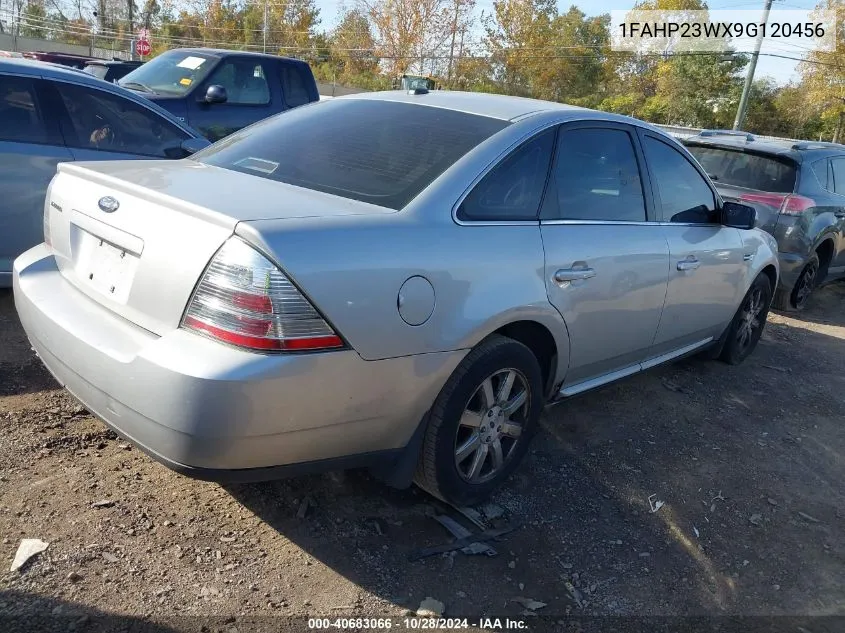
447,0,460,82
263,0,268,53
733,0,773,130
128,0,134,60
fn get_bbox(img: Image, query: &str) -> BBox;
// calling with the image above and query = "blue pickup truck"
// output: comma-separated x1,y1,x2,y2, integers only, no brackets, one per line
118,48,320,141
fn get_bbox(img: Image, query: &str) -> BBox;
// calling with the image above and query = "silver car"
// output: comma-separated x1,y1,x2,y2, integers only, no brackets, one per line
13,91,779,505
0,58,209,287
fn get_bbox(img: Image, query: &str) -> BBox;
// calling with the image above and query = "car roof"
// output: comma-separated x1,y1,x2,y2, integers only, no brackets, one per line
336,89,657,125
161,47,309,65
682,133,845,162
85,59,141,67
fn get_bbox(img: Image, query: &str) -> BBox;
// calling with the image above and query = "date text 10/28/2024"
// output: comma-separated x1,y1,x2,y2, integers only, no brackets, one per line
308,618,529,630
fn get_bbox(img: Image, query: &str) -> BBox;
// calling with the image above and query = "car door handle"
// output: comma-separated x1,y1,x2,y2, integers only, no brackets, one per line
677,258,701,271
554,267,596,283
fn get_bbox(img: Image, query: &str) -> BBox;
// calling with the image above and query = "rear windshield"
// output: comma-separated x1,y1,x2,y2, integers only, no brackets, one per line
195,99,509,210
686,145,796,193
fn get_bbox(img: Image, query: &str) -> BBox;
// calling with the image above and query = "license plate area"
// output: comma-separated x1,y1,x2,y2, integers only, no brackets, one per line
74,229,140,304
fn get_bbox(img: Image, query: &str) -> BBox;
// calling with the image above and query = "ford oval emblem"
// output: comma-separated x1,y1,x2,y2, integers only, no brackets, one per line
98,196,120,213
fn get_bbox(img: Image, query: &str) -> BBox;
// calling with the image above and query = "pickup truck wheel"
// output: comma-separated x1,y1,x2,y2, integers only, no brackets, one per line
720,273,772,365
414,335,543,506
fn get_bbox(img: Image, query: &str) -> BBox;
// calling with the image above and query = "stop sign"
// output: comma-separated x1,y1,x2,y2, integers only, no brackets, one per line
135,39,151,56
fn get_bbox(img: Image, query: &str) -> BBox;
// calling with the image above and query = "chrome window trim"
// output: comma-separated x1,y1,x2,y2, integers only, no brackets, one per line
452,116,678,227
540,219,721,228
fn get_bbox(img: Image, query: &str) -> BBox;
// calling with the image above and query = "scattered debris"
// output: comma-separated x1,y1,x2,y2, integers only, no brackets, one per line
416,597,444,617
456,591,467,599
564,581,585,609
767,498,778,507
408,525,519,562
480,503,505,520
91,500,115,508
511,597,547,611
66,570,83,582
508,560,516,569
432,515,497,557
761,365,789,373
750,514,763,526
662,379,691,394
798,512,820,524
296,497,313,519
370,518,388,536
648,494,665,514
10,539,49,572
102,552,119,563
639,552,651,558
693,526,700,538
220,536,236,543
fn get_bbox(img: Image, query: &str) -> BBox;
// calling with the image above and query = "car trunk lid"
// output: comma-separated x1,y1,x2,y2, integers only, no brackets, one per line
45,160,391,335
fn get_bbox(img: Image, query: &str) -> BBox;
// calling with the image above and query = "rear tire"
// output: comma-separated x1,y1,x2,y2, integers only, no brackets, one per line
774,254,818,311
719,273,773,365
414,335,544,506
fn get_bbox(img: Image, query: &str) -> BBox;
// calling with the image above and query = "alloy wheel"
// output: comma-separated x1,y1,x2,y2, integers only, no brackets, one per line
453,369,530,484
794,261,817,309
737,285,764,352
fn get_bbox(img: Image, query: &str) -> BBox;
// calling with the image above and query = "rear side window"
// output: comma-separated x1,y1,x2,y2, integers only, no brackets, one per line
196,99,509,210
686,145,796,194
644,136,716,223
458,128,555,221
831,158,845,195
206,60,270,105
543,127,646,222
84,65,108,80
0,75,50,144
280,64,311,107
812,159,830,191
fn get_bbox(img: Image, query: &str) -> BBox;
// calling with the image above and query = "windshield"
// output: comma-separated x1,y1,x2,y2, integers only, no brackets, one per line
119,50,217,96
194,99,509,210
84,65,108,80
686,145,797,194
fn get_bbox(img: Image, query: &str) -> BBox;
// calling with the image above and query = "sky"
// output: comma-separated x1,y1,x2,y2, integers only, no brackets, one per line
314,0,823,85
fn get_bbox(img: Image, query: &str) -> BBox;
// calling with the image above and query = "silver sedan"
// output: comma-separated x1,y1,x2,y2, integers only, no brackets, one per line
13,91,779,505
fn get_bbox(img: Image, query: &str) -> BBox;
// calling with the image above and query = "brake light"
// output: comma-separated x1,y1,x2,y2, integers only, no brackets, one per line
181,237,343,352
739,193,815,216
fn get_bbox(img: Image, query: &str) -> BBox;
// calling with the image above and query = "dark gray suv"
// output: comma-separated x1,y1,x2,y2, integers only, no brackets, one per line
683,131,845,310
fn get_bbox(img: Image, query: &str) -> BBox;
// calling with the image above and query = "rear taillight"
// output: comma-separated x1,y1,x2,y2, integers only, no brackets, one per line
181,237,343,352
739,193,815,216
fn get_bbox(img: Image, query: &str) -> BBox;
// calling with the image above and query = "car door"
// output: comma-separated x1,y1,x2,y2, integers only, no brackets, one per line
828,157,845,273
47,79,192,161
0,73,73,283
539,122,670,392
639,131,746,354
188,57,277,141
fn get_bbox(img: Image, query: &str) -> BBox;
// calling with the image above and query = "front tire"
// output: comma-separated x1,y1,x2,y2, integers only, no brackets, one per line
719,273,773,365
414,335,544,506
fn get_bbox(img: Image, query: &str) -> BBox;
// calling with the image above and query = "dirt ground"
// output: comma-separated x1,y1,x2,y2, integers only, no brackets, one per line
1,282,844,632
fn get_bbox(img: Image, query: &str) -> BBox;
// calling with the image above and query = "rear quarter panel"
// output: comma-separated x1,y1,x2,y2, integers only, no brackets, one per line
237,214,570,371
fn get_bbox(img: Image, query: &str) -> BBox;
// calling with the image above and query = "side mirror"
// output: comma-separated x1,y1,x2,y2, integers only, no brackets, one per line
203,84,227,104
163,137,212,159
721,201,757,230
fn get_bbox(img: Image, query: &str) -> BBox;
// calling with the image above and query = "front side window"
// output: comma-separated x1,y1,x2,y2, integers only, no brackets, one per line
56,83,190,157
196,99,509,210
118,50,216,96
206,60,271,105
458,128,555,221
0,75,50,144
543,127,646,222
644,136,717,223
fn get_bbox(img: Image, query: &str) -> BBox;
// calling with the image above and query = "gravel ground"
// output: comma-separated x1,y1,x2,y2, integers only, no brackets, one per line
0,283,844,633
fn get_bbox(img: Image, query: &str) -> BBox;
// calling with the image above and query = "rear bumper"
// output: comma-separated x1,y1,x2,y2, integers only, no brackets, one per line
13,245,463,480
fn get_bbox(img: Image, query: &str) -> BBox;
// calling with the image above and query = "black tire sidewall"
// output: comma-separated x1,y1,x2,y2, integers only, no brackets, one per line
790,254,819,311
430,338,544,506
721,274,773,365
